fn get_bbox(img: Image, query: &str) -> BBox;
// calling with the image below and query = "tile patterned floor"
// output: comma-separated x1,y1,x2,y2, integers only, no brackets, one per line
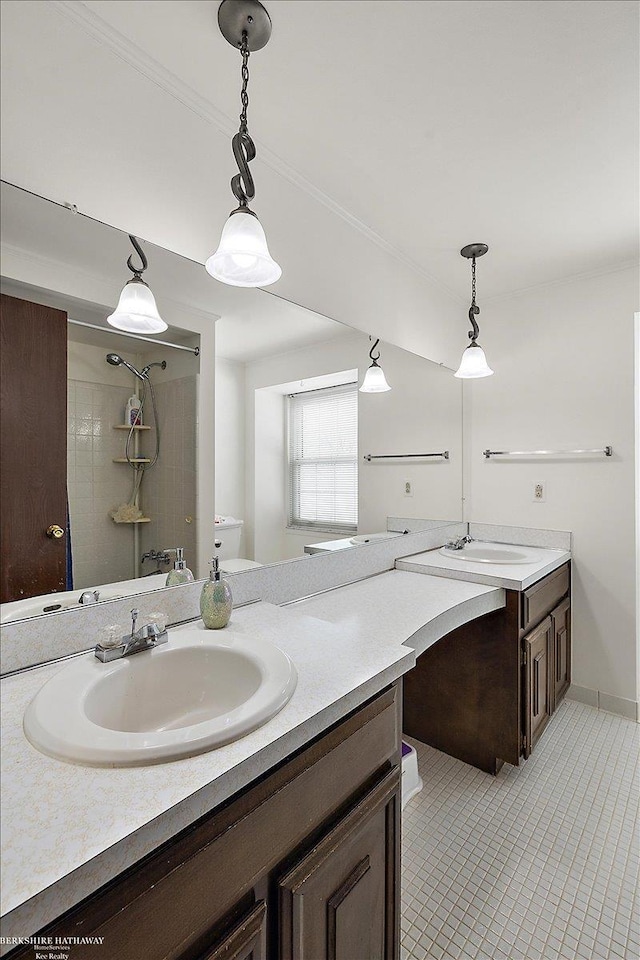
401,699,640,960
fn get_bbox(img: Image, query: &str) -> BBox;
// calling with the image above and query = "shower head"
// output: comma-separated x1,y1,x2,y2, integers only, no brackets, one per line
105,353,145,381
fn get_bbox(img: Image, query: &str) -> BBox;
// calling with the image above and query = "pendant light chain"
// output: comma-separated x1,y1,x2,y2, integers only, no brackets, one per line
471,255,477,309
239,32,250,134
231,30,256,208
468,256,480,341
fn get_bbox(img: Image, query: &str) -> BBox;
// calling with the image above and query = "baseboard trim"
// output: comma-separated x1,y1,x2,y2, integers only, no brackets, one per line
566,685,639,722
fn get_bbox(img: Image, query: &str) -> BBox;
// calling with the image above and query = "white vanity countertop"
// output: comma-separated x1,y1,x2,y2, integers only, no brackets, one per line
0,570,502,943
304,532,404,554
396,543,571,590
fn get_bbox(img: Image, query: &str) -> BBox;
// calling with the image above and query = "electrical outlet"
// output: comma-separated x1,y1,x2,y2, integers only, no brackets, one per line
533,481,546,502
404,479,413,498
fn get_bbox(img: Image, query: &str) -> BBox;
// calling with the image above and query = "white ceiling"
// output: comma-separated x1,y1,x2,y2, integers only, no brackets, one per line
0,0,637,309
70,0,638,298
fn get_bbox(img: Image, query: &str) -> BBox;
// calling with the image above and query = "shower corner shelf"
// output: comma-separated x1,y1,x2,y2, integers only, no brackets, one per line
112,516,151,524
112,424,151,430
112,457,152,464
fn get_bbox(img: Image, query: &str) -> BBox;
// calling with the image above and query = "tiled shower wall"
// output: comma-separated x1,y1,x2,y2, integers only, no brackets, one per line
67,380,136,589
139,376,198,577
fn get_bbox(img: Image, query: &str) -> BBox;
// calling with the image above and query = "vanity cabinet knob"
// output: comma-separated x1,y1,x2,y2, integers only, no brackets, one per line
46,524,65,540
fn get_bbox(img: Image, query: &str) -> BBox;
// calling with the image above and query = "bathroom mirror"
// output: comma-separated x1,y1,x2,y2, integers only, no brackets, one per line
0,180,463,624
215,312,463,568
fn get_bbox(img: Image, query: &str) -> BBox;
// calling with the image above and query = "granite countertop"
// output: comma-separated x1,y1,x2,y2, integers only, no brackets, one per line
396,542,571,590
0,570,503,946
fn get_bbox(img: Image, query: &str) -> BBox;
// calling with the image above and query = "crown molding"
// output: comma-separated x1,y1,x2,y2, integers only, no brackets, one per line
50,0,465,306
483,259,639,306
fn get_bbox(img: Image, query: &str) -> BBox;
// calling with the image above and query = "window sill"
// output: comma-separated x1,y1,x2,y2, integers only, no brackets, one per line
286,526,357,538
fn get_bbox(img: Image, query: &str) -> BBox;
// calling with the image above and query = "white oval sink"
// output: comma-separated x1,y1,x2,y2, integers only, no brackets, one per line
24,627,297,766
439,543,534,564
350,532,401,545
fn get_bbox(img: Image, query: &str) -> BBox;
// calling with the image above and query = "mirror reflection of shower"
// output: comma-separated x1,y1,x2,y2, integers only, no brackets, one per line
106,353,166,522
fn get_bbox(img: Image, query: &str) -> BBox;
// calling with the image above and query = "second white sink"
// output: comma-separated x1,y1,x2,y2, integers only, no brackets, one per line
439,543,535,564
24,626,297,766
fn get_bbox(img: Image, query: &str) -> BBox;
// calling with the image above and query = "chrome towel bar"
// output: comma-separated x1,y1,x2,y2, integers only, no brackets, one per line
483,446,613,459
364,451,450,461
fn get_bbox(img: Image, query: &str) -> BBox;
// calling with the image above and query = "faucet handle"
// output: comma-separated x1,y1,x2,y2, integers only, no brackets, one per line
130,608,139,636
79,589,100,604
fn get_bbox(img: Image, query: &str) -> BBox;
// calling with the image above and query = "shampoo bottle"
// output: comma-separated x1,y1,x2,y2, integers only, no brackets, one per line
125,396,142,426
165,547,195,586
200,557,232,629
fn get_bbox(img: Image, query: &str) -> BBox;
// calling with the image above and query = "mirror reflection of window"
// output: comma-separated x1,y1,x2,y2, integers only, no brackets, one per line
287,383,358,535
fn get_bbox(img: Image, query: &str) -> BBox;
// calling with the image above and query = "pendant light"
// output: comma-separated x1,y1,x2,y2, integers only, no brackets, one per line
107,235,167,334
360,338,391,393
454,243,494,379
205,0,281,288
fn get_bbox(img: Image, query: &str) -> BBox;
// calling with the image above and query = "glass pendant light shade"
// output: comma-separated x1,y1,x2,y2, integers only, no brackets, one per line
107,278,168,334
454,342,494,379
359,361,391,393
205,209,282,287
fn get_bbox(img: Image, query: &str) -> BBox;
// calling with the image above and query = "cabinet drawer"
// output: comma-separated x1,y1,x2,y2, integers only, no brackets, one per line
521,564,569,634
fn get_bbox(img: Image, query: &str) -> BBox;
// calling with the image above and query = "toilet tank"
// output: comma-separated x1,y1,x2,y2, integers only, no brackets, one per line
215,518,243,560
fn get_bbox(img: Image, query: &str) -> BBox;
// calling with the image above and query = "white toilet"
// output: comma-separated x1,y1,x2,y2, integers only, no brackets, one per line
214,518,263,573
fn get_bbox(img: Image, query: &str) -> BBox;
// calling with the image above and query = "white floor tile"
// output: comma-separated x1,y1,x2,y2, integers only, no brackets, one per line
401,700,639,960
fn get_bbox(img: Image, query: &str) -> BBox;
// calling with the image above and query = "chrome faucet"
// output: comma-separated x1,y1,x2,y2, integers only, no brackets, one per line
444,534,474,551
94,608,168,662
141,549,171,567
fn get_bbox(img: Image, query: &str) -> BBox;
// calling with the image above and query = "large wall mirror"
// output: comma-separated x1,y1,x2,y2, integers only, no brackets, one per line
0,181,463,625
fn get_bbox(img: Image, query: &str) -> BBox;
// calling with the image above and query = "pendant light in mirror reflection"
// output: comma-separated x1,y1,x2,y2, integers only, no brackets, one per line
107,235,168,334
360,338,391,393
454,243,494,379
206,0,281,288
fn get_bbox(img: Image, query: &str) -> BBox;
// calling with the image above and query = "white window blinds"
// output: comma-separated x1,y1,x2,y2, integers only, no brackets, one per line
287,383,358,533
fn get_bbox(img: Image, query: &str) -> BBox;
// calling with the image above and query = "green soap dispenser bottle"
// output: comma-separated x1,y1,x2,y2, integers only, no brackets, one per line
200,557,233,629
166,547,195,586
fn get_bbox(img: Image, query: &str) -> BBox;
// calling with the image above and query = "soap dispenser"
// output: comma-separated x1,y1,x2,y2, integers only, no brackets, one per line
200,557,232,629
165,548,195,586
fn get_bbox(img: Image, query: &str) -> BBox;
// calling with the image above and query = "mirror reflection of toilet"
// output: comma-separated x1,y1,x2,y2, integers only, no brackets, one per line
215,518,263,573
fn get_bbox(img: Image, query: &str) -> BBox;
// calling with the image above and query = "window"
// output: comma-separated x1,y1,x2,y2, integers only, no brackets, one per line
287,382,358,534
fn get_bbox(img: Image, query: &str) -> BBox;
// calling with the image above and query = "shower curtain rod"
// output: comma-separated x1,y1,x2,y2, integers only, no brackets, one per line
68,318,200,356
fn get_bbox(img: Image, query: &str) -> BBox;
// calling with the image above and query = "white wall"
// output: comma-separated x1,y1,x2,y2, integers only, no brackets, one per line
464,265,639,709
232,334,463,564
214,357,246,543
358,346,463,531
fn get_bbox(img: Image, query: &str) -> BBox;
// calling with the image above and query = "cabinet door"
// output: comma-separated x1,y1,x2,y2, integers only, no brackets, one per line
198,900,266,960
523,616,553,757
279,768,400,960
551,598,571,710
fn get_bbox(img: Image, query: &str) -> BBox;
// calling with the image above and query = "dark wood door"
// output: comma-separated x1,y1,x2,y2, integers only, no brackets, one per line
551,598,571,710
279,768,400,960
523,615,553,757
0,294,68,602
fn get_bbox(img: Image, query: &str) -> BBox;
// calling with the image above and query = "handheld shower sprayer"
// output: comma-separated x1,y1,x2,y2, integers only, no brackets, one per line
106,353,144,381
106,354,166,381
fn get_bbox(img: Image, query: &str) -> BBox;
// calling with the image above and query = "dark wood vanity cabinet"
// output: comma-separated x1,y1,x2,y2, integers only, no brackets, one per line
8,686,401,960
404,563,571,774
